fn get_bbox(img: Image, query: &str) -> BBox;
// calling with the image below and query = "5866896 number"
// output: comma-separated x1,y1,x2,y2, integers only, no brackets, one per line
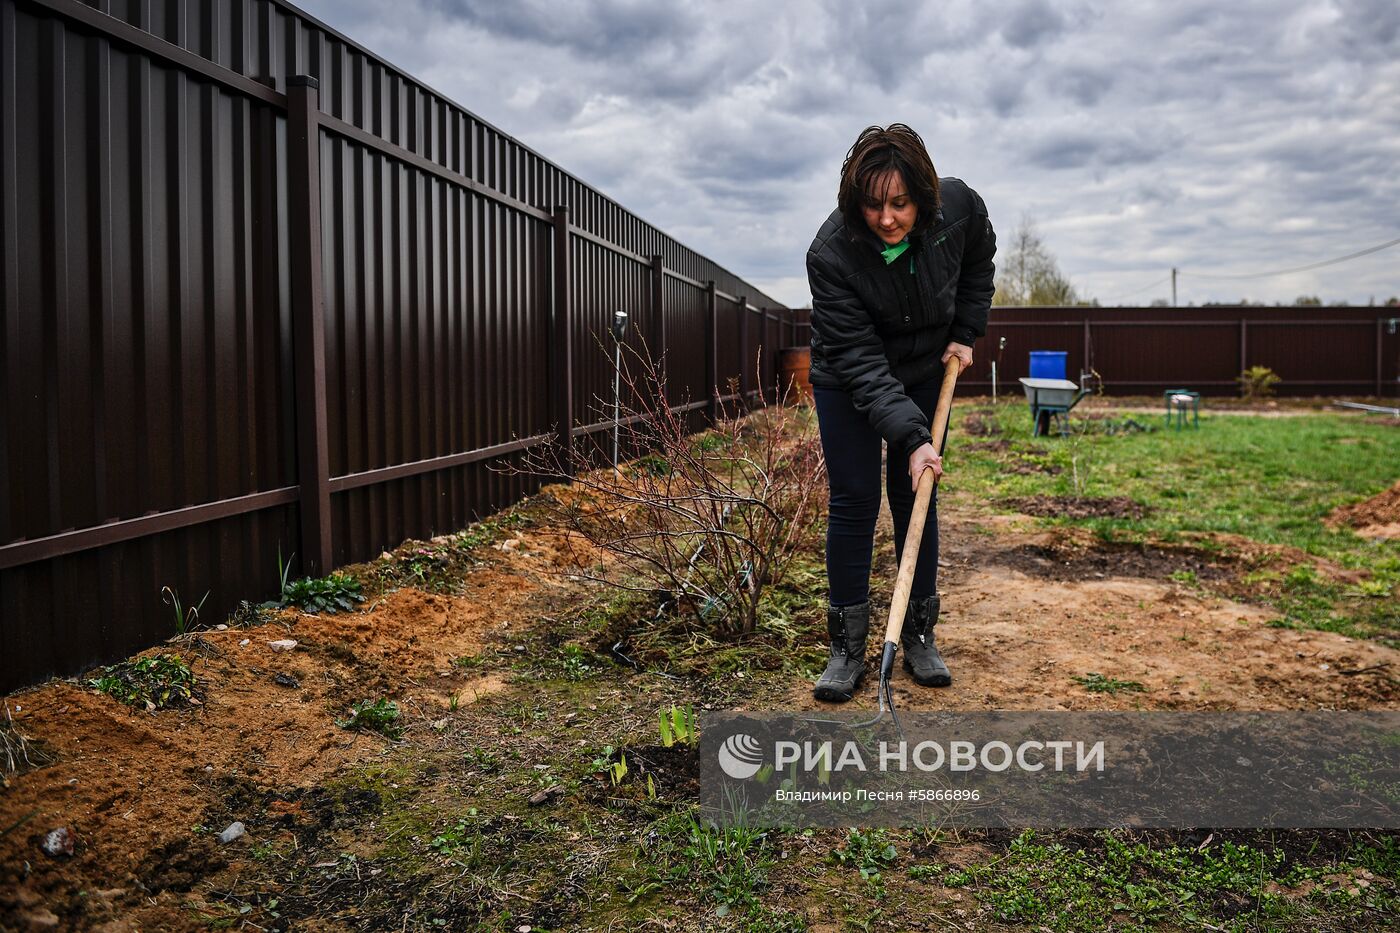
907,788,980,802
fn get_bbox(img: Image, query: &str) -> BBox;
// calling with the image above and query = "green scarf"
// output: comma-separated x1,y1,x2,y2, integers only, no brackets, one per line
879,238,914,272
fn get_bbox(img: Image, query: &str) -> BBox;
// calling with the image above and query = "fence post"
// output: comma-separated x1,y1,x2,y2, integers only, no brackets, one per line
1239,318,1248,375
757,305,766,404
1376,317,1384,397
1082,318,1090,377
287,76,333,576
773,311,782,402
705,280,718,422
737,296,749,406
552,206,574,476
766,309,776,403
650,254,666,388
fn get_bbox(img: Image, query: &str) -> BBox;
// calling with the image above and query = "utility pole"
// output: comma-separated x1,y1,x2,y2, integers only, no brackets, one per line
1171,267,1178,307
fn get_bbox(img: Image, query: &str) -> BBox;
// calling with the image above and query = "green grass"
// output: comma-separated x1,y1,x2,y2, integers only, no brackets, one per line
931,829,1398,932
953,402,1400,556
622,809,803,930
1071,672,1147,695
1256,560,1400,644
951,402,1400,644
427,810,488,863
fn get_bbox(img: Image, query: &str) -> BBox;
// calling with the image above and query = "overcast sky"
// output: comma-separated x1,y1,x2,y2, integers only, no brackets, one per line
295,0,1399,308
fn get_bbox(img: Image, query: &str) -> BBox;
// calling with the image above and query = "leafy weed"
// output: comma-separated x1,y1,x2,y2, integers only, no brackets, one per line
89,654,201,710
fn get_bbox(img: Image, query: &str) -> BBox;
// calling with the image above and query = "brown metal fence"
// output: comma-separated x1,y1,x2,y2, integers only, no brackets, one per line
0,0,794,693
789,306,1400,398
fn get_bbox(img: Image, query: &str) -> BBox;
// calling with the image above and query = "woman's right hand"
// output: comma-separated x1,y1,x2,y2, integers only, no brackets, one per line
907,442,942,491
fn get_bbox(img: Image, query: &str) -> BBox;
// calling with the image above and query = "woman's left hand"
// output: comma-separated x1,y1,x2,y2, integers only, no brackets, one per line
941,341,974,374
908,442,943,491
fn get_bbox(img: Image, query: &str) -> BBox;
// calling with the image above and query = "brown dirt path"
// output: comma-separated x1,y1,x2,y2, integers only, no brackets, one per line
774,507,1398,714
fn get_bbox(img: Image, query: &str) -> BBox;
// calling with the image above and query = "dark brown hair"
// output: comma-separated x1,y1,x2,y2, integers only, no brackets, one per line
838,123,941,237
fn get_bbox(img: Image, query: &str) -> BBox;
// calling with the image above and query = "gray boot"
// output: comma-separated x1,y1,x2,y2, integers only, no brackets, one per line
813,601,870,702
901,595,951,687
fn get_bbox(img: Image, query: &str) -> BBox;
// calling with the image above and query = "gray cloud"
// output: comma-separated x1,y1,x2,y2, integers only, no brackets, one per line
1001,0,1067,48
986,73,1027,117
678,133,824,187
1334,0,1400,58
429,0,698,58
295,0,1400,307
1027,129,1165,170
1050,66,1114,107
1128,182,1183,208
816,0,985,90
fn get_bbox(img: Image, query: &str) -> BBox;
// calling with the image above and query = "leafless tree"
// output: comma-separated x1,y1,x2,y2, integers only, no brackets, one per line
993,215,1090,306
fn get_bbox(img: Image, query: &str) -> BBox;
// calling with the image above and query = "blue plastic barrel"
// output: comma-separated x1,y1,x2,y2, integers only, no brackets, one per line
1029,351,1067,380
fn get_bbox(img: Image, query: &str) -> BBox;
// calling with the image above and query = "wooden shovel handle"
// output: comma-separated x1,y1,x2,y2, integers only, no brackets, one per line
882,356,961,646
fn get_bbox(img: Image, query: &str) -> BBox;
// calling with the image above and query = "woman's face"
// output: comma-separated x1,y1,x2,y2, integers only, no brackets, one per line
861,169,917,245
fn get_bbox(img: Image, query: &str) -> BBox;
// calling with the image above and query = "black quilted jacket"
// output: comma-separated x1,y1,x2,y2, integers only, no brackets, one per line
805,176,996,461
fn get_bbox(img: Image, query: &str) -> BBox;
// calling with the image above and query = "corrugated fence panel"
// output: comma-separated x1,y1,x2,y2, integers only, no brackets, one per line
1244,320,1378,392
951,307,1400,398
663,276,708,411
76,0,785,310
318,130,555,566
985,320,1085,386
570,238,653,432
715,297,741,400
1089,322,1240,389
2,0,789,692
1,1,299,690
791,306,1398,398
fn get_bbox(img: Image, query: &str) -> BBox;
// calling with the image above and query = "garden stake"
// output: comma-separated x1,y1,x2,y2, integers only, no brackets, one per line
850,354,962,736
610,310,629,474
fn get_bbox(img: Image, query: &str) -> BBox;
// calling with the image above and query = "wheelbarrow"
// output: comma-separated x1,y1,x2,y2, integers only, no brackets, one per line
1019,376,1092,437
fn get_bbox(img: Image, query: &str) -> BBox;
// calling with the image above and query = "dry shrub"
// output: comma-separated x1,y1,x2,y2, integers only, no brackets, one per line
511,342,826,637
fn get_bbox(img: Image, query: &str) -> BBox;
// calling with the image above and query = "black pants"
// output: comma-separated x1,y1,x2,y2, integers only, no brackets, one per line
813,380,943,608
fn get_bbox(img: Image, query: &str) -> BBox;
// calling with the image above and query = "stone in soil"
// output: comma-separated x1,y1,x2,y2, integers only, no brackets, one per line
40,827,74,857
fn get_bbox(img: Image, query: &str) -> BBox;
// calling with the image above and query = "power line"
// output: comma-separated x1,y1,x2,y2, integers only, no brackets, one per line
1181,234,1400,280
1109,275,1172,304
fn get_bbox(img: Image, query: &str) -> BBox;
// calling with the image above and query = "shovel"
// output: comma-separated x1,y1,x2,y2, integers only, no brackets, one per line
852,354,962,735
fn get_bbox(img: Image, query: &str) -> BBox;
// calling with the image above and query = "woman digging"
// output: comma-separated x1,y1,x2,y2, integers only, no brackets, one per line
805,123,997,702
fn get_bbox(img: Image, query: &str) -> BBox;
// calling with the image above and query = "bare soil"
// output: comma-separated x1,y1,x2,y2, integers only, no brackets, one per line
1000,494,1149,520
3,478,1397,930
1326,478,1400,540
960,412,1002,437
774,509,1398,715
0,543,581,930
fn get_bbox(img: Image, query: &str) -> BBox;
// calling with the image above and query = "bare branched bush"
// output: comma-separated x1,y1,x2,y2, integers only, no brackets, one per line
507,342,826,638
